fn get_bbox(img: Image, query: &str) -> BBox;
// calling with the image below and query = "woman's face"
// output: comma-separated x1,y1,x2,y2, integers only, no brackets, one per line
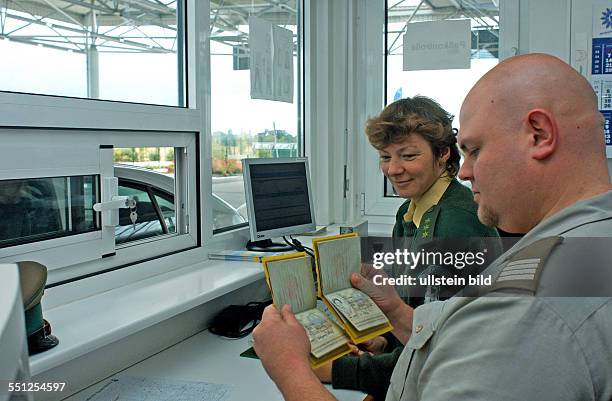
378,134,448,199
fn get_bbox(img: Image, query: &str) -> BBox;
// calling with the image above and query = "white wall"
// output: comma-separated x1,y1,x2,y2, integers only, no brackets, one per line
519,0,572,61
305,0,351,226
520,0,611,178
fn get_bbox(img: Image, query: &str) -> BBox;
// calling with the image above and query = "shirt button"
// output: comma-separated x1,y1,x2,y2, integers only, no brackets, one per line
415,324,423,333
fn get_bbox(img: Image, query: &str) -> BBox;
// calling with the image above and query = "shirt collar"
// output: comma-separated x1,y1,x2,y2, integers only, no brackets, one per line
493,190,612,267
403,174,452,228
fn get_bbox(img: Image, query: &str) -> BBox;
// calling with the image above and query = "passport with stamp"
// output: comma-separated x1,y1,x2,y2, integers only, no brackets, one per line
262,252,351,368
313,233,393,343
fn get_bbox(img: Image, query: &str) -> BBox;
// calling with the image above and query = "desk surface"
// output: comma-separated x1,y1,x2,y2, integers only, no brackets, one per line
66,330,365,401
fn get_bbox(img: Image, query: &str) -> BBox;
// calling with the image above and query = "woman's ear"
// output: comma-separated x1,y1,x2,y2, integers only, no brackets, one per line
439,146,451,165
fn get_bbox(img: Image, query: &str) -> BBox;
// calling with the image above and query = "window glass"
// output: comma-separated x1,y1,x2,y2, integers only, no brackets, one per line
0,1,184,106
385,0,499,196
116,184,165,244
114,146,180,245
153,191,176,232
0,175,97,248
210,0,301,232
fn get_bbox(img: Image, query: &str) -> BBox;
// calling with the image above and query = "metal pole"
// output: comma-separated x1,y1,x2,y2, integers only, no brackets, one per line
387,0,425,55
177,0,185,106
86,1,99,99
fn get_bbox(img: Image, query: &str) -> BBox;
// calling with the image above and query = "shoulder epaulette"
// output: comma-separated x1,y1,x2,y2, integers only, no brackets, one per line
489,236,563,294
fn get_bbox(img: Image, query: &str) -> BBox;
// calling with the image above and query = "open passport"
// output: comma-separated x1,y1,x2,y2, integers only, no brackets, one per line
262,233,392,368
313,233,393,343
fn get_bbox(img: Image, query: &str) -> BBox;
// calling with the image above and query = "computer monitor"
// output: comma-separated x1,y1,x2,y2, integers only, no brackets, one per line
242,158,316,248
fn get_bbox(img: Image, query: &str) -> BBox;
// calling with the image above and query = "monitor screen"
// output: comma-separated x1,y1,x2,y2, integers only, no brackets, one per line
243,158,316,242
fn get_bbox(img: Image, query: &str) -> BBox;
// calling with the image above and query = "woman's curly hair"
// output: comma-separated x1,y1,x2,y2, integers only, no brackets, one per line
365,96,460,178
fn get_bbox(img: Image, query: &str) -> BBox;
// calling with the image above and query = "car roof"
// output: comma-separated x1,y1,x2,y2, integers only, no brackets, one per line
114,164,175,194
114,164,245,220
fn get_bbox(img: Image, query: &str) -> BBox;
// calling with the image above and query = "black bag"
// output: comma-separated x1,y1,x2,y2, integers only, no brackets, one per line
209,301,270,338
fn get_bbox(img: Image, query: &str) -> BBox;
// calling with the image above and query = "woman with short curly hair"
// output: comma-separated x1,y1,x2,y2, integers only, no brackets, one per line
317,96,501,400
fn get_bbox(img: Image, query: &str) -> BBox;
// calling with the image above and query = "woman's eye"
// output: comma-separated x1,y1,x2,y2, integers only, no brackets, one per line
379,155,391,161
402,154,417,160
470,148,480,158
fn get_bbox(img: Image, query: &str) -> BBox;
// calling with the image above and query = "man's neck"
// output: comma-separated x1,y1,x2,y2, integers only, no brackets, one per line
539,181,612,225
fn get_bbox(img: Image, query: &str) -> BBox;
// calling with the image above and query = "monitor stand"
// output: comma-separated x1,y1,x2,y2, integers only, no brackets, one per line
246,239,293,252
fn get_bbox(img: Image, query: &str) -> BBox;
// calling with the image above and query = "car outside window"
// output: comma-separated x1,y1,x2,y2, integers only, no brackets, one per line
0,176,97,248
116,181,171,245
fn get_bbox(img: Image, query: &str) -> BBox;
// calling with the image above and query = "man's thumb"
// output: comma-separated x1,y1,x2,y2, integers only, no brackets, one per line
280,304,297,323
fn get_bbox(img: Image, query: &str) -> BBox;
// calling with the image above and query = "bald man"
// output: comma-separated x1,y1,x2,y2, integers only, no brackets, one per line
252,54,612,401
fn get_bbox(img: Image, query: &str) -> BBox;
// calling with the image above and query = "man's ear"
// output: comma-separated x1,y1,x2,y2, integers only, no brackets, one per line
524,109,558,160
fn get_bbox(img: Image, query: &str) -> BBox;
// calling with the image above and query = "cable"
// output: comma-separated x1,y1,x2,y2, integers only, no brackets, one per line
246,239,293,252
287,235,314,258
282,235,294,248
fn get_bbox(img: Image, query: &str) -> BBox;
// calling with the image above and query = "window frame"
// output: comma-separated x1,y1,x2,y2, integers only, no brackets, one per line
209,0,306,235
360,0,404,220
0,0,212,286
360,0,519,224
0,1,186,107
0,0,309,287
0,129,199,285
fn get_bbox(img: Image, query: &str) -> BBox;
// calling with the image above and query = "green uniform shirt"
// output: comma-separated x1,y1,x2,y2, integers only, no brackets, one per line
391,180,502,302
392,180,494,241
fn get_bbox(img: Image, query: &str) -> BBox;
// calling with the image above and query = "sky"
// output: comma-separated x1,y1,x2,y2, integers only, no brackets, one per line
0,16,495,138
0,37,299,136
387,56,499,129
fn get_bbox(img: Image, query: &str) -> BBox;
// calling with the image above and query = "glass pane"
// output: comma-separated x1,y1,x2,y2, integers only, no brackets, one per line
116,185,164,244
0,175,97,248
114,147,179,245
0,1,184,106
210,0,300,232
153,192,176,232
385,0,499,196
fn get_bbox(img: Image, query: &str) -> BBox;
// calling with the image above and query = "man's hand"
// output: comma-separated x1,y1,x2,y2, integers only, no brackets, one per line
253,304,338,401
351,264,414,344
253,304,311,384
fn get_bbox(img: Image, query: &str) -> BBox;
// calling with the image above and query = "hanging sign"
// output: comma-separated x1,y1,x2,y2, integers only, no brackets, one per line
403,19,471,71
249,17,294,103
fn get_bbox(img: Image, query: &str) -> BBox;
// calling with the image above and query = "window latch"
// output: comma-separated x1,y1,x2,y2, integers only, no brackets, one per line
93,196,135,212
92,177,137,227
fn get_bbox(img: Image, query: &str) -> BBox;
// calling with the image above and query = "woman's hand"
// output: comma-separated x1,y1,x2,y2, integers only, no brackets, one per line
358,336,388,355
351,263,404,316
351,264,414,344
313,362,333,383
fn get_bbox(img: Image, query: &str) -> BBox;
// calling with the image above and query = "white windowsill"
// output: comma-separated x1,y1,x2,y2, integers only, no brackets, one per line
30,259,265,376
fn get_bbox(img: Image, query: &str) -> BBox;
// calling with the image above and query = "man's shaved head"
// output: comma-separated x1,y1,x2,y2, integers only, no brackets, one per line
469,53,598,105
458,54,611,233
463,53,601,143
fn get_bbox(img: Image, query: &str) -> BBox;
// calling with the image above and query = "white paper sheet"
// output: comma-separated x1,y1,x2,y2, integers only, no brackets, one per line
403,19,471,71
249,16,294,103
249,16,273,101
86,376,232,401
